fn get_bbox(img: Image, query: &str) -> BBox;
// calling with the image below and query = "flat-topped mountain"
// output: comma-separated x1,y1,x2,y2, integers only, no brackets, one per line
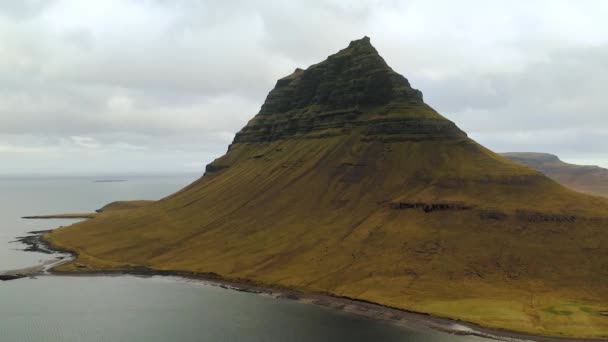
45,38,608,339
503,152,608,197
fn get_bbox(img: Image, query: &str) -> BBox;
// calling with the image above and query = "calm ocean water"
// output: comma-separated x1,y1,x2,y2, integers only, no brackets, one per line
0,175,496,341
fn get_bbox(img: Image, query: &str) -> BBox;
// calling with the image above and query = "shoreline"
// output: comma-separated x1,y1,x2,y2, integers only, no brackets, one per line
7,230,608,342
21,214,96,219
43,269,608,342
1,230,73,281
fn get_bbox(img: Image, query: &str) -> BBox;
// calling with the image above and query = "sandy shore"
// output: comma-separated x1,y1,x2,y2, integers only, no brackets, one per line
6,229,607,342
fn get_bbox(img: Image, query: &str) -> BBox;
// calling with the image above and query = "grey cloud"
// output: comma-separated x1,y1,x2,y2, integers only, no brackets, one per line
421,45,608,136
1,0,608,174
0,0,56,19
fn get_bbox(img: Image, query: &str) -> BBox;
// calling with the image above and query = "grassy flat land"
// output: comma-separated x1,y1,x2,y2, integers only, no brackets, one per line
23,200,153,220
44,38,608,339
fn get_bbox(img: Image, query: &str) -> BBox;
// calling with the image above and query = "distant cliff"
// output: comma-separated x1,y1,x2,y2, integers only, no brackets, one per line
502,152,608,197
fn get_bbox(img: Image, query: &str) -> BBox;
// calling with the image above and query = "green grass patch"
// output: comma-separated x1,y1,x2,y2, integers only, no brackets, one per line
579,306,597,314
543,307,574,316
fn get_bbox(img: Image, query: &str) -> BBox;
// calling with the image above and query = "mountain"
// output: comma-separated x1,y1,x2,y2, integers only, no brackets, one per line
45,37,608,339
502,152,608,197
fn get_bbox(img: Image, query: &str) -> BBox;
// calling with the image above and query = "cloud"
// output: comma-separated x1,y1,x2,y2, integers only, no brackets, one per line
70,136,100,148
0,0,56,19
1,0,608,174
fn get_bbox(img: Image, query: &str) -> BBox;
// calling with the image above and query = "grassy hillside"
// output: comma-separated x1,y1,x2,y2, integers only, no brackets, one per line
503,152,608,198
45,37,608,339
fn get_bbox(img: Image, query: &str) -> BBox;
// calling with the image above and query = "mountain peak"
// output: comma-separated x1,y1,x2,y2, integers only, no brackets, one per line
260,36,422,115
347,36,373,49
233,38,465,144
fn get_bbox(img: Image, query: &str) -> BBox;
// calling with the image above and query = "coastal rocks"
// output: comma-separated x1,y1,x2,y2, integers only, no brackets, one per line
12,230,54,254
1,230,74,281
0,274,26,281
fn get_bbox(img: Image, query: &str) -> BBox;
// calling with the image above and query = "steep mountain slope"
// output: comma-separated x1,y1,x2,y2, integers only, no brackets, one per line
46,37,608,339
503,152,608,197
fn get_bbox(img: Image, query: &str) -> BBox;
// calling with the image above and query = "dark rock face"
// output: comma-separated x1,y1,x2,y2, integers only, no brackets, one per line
232,37,466,144
515,210,577,223
479,209,508,220
0,274,26,281
204,163,229,175
260,37,422,113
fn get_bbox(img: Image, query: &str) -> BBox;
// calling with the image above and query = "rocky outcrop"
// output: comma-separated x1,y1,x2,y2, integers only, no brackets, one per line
0,274,26,281
204,163,229,175
479,209,508,220
231,37,466,145
259,37,422,113
389,202,473,212
515,210,577,223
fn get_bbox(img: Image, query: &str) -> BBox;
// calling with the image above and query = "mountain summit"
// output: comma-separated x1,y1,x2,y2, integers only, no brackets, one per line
46,38,608,339
259,36,424,111
232,37,464,145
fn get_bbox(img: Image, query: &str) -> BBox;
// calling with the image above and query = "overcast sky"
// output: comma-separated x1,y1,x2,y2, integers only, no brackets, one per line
1,0,608,175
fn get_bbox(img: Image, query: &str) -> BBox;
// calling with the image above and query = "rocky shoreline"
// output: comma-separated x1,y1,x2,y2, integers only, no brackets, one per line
3,229,606,342
1,230,73,281
47,270,608,342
